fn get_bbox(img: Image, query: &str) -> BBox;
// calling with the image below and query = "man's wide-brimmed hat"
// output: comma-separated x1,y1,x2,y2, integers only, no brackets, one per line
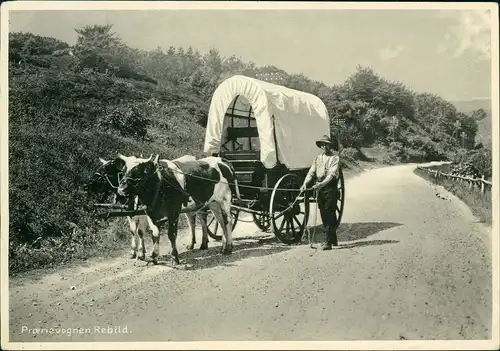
315,134,334,149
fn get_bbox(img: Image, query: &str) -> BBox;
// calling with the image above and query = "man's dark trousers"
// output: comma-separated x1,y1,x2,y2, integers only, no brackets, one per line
316,178,339,246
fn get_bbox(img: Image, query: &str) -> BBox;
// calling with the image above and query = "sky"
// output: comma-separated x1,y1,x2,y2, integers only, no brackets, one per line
8,6,494,102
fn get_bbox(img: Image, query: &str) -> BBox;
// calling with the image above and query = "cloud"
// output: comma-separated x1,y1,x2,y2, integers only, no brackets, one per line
437,10,491,60
379,45,404,60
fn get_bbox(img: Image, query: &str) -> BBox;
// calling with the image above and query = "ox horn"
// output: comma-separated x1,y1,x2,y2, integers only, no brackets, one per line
99,157,108,165
118,153,128,161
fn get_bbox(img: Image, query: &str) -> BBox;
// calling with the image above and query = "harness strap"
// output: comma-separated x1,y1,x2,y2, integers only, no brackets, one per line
171,160,190,206
95,172,120,189
149,165,211,217
148,168,164,215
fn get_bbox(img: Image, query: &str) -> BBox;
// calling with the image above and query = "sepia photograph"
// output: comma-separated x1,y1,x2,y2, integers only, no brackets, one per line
1,1,498,350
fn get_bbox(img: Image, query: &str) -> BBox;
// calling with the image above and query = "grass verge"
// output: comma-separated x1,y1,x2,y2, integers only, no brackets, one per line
414,167,492,225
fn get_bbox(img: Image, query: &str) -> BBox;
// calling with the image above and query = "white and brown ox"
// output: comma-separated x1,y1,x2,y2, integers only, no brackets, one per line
86,154,207,261
117,154,241,265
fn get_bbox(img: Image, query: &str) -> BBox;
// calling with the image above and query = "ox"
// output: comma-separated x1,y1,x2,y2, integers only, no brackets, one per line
85,154,205,261
117,154,241,265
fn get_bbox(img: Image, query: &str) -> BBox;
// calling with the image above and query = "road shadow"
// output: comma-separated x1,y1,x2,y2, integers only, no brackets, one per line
153,234,290,270
336,239,400,249
150,222,403,269
304,221,403,244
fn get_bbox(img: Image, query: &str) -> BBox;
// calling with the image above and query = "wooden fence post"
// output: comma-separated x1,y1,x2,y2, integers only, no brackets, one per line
481,175,485,193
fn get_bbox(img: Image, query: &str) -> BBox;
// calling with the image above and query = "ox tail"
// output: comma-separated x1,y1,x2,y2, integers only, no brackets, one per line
219,158,242,201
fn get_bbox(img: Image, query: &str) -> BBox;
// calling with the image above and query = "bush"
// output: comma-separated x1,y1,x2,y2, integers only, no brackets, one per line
97,103,150,139
402,147,427,162
341,147,362,161
469,148,492,178
389,142,405,158
382,152,399,165
450,148,492,179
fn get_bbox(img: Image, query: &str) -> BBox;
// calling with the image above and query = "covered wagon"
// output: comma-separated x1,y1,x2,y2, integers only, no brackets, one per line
203,75,345,244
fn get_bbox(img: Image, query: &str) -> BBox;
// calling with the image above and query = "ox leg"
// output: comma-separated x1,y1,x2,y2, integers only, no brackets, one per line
147,217,160,265
167,217,180,265
127,217,138,259
137,216,148,261
198,210,209,250
209,203,231,255
136,227,146,261
185,213,196,251
221,199,234,254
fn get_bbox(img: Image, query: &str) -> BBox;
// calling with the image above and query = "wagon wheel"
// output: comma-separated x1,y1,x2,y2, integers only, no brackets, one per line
206,207,240,241
335,167,345,229
252,211,271,232
269,174,310,245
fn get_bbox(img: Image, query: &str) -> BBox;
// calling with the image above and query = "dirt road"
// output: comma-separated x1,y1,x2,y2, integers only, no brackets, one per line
8,163,492,342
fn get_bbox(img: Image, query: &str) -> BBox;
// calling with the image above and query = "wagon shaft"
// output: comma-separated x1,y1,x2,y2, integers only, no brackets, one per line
180,202,207,214
96,209,147,219
94,203,148,211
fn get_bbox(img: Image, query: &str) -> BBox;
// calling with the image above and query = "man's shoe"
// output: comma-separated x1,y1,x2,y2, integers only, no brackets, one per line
321,242,332,250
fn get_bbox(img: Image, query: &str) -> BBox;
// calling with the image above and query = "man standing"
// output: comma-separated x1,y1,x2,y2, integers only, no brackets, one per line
300,134,340,250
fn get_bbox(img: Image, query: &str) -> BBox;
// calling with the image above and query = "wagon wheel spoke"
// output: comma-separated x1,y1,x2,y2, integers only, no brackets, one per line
207,215,216,227
274,209,286,220
292,216,303,231
278,218,287,233
289,217,295,234
274,208,289,219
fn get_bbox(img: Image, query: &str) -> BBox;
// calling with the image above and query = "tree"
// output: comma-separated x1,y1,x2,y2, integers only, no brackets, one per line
73,24,154,84
413,92,459,136
203,48,224,76
448,119,461,141
457,112,478,148
470,108,488,121
74,24,124,56
344,65,382,103
167,46,176,55
373,79,415,120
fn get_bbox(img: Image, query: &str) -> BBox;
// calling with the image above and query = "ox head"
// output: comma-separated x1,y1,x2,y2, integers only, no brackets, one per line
117,154,159,198
85,157,126,198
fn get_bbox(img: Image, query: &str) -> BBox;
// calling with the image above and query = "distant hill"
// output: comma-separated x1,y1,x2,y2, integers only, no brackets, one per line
451,98,492,147
451,98,491,115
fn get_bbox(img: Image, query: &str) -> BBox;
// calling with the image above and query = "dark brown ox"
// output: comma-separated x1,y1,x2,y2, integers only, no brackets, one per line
117,154,241,265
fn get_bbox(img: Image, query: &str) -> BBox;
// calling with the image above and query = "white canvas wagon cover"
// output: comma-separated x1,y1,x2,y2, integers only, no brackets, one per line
203,75,330,169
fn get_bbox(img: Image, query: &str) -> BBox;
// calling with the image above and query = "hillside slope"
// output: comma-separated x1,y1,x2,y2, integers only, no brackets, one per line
476,114,492,146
